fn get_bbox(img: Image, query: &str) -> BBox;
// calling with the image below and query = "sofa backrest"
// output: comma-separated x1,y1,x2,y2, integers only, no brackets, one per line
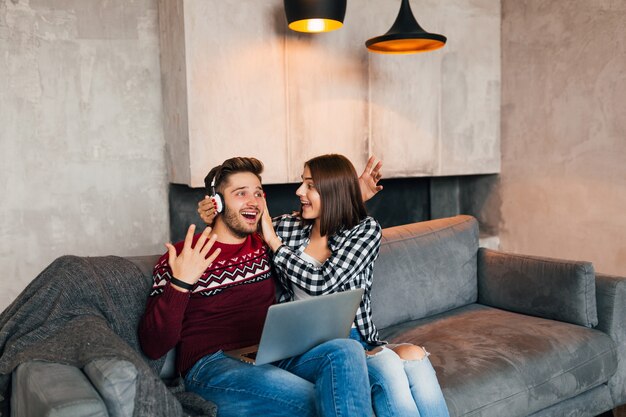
126,255,161,282
371,215,479,330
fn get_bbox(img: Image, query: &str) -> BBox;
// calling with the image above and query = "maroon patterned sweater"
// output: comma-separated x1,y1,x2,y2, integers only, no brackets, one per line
138,233,276,376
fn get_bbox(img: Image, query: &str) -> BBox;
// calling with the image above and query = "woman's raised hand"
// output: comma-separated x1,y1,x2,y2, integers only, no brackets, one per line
166,225,221,291
197,196,218,225
359,156,383,202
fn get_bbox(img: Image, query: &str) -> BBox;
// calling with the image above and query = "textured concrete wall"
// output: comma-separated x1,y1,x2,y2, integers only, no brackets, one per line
0,0,169,310
499,0,626,275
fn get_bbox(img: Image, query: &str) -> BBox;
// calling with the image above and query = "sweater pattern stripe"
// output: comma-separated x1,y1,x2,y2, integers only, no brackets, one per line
150,246,272,297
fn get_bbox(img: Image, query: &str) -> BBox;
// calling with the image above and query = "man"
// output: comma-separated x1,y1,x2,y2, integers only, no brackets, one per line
139,157,372,417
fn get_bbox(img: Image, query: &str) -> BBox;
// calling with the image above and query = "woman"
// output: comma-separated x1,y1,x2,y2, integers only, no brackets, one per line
199,155,449,417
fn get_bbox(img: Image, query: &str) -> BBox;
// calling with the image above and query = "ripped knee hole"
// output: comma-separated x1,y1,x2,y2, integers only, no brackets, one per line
392,344,428,361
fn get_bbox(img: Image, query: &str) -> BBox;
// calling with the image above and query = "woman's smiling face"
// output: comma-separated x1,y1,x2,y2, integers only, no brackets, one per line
296,165,322,220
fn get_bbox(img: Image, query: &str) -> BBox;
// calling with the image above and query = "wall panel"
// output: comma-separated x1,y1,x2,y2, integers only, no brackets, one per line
159,0,501,185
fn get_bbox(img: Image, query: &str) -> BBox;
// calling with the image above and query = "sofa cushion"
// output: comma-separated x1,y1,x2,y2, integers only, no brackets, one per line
11,361,108,417
83,358,137,417
478,249,598,327
371,215,479,329
380,304,618,417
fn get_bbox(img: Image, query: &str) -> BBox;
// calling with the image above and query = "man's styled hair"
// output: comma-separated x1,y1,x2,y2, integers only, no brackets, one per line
305,154,367,237
204,157,264,194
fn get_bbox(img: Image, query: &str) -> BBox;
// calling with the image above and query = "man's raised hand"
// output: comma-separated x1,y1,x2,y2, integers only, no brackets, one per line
166,225,221,292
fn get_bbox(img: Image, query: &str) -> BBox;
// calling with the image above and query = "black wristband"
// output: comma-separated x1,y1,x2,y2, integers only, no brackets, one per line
170,276,194,291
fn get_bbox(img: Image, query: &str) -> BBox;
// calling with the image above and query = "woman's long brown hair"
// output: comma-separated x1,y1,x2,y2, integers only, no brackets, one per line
306,154,367,237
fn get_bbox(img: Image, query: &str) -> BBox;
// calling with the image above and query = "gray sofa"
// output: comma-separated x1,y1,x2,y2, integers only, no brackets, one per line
371,215,625,416
7,215,626,416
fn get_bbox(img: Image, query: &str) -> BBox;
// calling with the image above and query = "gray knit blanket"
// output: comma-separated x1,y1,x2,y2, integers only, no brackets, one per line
0,255,216,417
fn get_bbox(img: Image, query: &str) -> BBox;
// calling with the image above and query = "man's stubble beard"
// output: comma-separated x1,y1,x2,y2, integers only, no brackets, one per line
221,205,258,239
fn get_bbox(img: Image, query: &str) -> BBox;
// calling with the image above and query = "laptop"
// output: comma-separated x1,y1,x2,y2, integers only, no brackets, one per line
225,288,364,366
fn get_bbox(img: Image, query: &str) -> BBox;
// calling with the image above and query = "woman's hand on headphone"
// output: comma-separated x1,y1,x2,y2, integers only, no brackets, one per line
166,225,221,291
260,202,282,252
197,196,218,225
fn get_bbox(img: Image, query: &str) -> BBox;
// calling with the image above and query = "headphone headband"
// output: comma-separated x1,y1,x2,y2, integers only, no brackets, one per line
210,169,220,194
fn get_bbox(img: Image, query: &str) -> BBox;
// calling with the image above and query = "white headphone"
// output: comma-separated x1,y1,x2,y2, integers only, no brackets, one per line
210,176,224,214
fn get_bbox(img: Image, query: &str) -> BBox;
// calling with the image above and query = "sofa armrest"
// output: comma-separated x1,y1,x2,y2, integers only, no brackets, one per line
478,248,597,327
596,273,626,341
11,361,108,417
84,358,137,417
596,273,626,406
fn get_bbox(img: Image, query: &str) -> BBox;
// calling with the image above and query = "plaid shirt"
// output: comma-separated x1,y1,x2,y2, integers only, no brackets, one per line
272,214,384,345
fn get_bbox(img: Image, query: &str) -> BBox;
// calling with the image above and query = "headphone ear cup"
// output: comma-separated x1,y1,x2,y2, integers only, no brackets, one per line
213,193,224,214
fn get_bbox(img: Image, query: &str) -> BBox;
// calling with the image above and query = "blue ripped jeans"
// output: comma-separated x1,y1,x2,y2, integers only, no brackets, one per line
350,328,450,417
184,338,372,417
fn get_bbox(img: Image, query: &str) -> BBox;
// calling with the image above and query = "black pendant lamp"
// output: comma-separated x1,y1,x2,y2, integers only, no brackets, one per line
366,0,446,54
284,0,347,33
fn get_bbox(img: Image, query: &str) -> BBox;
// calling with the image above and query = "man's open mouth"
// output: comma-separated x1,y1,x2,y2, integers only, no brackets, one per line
241,211,257,220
